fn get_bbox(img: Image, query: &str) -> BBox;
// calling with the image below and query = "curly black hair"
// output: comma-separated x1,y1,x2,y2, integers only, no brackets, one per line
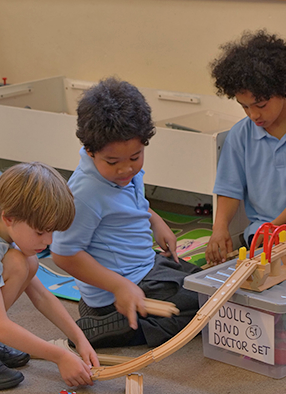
76,77,155,154
210,29,286,101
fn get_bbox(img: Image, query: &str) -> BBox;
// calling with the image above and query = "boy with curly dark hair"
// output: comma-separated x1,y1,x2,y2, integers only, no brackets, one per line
205,30,286,265
51,77,201,349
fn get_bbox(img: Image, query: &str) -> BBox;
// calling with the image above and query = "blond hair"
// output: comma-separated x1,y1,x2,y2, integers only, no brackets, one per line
0,162,75,231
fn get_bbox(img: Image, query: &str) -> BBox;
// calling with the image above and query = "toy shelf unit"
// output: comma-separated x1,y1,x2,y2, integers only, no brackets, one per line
152,109,238,197
184,260,286,379
0,76,247,247
146,110,249,249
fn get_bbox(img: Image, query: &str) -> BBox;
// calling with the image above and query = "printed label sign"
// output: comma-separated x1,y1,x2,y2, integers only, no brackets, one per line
208,301,274,364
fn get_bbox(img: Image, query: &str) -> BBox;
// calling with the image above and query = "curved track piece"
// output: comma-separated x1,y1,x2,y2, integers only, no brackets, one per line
91,251,268,381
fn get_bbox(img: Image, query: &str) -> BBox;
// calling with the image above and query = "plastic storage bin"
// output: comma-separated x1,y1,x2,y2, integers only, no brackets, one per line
156,109,238,135
184,260,286,379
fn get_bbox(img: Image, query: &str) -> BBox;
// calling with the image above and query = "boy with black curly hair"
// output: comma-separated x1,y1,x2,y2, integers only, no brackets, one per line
51,77,201,349
205,29,286,265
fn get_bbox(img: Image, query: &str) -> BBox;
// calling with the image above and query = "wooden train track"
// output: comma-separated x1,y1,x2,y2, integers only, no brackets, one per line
91,242,286,381
125,373,143,394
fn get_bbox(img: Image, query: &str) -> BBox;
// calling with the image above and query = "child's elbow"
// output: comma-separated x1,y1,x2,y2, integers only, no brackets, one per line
51,252,67,270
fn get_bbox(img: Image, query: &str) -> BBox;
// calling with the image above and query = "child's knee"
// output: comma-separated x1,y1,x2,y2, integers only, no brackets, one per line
26,255,39,280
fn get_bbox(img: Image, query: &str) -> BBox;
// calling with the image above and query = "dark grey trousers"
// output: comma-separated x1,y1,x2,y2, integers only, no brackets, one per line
137,254,201,346
79,253,201,347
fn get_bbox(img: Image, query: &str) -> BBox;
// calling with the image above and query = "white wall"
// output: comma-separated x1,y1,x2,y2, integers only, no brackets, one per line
1,0,286,95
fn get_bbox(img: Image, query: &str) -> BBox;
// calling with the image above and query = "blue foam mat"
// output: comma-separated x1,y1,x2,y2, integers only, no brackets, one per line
36,256,80,301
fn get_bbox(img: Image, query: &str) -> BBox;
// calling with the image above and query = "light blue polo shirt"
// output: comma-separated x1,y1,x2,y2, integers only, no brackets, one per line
214,117,286,241
51,147,155,307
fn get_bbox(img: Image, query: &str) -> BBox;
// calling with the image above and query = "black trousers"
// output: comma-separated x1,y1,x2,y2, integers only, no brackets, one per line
137,254,201,346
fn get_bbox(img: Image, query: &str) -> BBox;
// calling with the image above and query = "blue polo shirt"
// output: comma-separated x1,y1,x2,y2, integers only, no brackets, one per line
51,148,155,307
214,117,286,241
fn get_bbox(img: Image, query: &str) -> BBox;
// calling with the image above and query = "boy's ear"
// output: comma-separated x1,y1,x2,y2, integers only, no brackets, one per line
1,213,14,227
86,149,94,158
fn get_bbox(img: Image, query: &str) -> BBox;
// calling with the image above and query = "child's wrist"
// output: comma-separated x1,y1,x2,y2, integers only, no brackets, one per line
44,344,67,364
212,222,228,232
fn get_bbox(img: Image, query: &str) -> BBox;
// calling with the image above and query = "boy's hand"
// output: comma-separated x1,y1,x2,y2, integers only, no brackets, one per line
113,281,146,330
57,351,93,387
205,227,233,265
152,219,179,263
159,234,179,263
149,208,179,262
205,196,239,265
75,339,100,368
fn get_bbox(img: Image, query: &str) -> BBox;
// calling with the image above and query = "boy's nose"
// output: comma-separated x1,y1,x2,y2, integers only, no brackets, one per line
117,165,132,174
249,108,260,121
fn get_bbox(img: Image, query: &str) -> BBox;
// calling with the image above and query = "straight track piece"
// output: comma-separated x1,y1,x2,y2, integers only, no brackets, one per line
45,338,134,365
125,373,143,394
144,298,179,317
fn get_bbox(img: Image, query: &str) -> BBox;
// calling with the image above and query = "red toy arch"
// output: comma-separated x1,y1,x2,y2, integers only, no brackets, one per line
249,222,278,259
268,225,286,263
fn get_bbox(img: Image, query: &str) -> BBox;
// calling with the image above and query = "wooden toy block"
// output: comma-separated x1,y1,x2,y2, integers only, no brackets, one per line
239,261,271,291
270,257,282,276
125,373,143,394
